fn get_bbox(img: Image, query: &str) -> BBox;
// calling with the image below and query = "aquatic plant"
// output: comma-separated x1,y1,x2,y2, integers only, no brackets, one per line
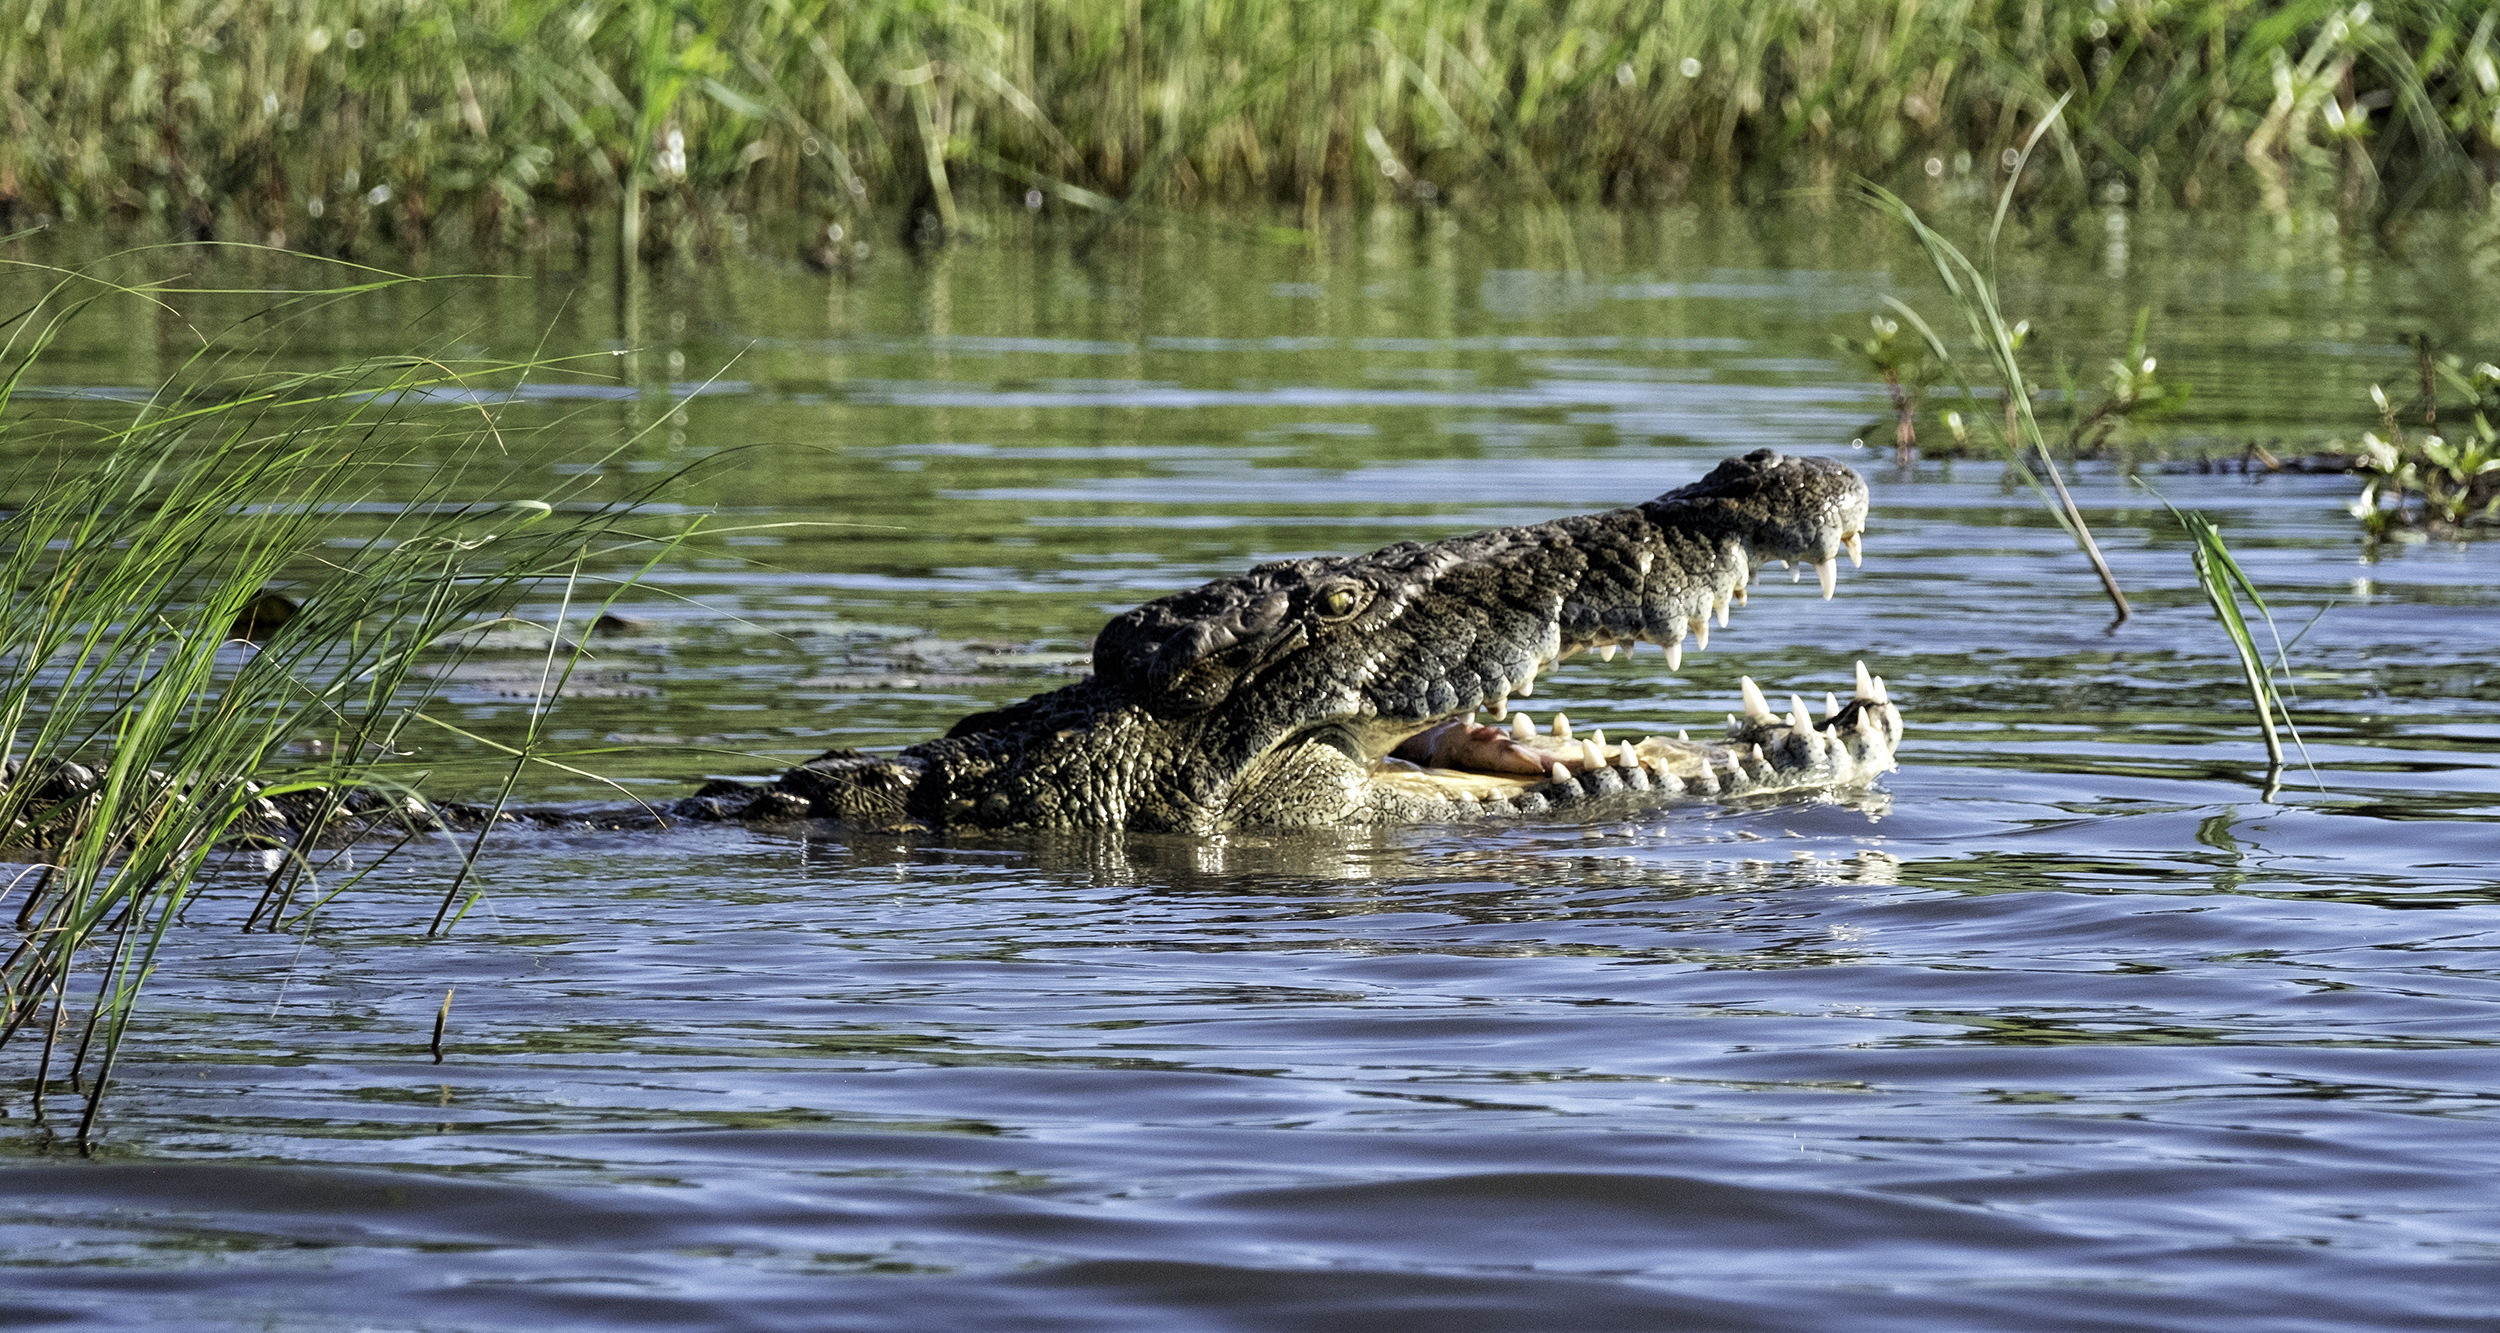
1,0,2493,255
0,264,685,1140
2350,360,2500,534
2154,499,2313,797
1860,99,2139,625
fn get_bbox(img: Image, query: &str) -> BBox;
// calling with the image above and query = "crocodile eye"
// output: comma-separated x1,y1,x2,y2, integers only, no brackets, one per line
1316,586,1363,619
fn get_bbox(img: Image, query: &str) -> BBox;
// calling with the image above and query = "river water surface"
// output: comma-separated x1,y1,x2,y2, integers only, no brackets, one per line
4,208,2498,1331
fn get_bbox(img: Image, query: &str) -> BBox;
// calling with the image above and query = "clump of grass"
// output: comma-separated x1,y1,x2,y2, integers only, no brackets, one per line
1,0,2494,255
0,264,688,1141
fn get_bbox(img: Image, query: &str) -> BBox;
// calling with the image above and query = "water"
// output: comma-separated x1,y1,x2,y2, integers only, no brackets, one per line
5,208,2499,1330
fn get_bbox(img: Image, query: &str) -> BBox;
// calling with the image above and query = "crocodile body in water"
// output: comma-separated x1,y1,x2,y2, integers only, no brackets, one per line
7,449,1902,842
681,447,1893,833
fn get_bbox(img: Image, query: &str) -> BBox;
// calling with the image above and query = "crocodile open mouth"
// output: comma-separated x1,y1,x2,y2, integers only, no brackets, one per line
1369,661,1902,815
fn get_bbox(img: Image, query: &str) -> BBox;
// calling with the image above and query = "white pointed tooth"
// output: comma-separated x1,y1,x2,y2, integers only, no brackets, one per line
1815,558,1836,600
1871,674,1890,706
1691,617,1710,651
1825,691,1841,720
1843,531,1863,567
1727,714,1741,733
1885,701,1904,742
1588,728,1605,749
1490,694,1509,721
1549,759,1573,784
1790,695,1812,732
1598,644,1616,662
1665,638,1684,671
1579,738,1607,769
1751,742,1767,766
1516,667,1535,697
1552,713,1573,740
1677,729,1689,742
1715,593,1731,628
1733,584,1748,607
1790,563,1802,583
1772,559,1789,570
1739,676,1773,721
1616,741,1639,769
1463,712,1478,728
1512,713,1536,741
1855,660,1876,701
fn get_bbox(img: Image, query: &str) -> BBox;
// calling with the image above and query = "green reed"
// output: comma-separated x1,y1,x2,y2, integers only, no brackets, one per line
0,261,688,1140
3,0,2492,255
1861,98,2140,626
2156,499,2314,796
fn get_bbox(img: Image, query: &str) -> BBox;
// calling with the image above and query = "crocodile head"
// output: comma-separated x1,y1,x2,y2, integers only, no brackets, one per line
768,449,1899,832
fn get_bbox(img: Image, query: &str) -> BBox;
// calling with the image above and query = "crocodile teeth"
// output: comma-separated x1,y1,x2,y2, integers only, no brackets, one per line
1691,616,1710,652
1789,695,1813,732
1814,558,1837,600
1843,531,1863,567
1665,637,1684,671
1790,563,1803,583
1825,691,1841,720
1871,674,1891,706
1715,593,1732,627
1552,713,1573,740
1739,676,1773,722
1512,713,1536,741
1615,741,1639,769
1598,644,1616,662
1588,727,1605,749
1854,660,1877,701
1489,694,1509,721
1734,584,1748,607
1579,738,1608,770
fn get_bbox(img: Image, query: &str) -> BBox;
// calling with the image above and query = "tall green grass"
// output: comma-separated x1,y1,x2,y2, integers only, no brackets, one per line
3,0,2493,256
0,262,686,1140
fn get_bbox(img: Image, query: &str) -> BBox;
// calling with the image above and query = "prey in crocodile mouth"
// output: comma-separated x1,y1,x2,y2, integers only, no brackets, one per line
751,447,1902,832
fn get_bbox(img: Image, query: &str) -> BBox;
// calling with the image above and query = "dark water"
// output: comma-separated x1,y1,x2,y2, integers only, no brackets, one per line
5,208,2499,1331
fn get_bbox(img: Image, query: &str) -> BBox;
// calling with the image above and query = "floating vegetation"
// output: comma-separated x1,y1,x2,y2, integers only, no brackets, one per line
2,0,2495,257
2350,357,2500,537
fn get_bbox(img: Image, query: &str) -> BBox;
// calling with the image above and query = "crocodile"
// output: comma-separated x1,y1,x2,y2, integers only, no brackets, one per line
682,446,1899,833
2,449,1901,845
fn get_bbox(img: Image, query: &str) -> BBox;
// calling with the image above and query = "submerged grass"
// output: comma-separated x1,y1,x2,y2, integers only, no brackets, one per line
0,259,697,1139
4,1,2496,256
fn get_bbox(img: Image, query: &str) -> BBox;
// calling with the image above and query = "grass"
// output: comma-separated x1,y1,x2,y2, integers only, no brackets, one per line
0,259,696,1140
1859,97,2141,626
2162,502,2309,794
3,1,2496,258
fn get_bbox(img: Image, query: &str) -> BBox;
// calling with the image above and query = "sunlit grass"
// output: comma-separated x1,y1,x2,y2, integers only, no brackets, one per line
3,0,2493,254
0,261,695,1139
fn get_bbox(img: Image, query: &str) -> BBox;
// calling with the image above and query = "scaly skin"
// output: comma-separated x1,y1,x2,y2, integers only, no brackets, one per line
694,448,1900,833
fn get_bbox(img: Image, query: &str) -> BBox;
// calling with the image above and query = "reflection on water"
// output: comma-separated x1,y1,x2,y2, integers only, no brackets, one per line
4,208,2499,1331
